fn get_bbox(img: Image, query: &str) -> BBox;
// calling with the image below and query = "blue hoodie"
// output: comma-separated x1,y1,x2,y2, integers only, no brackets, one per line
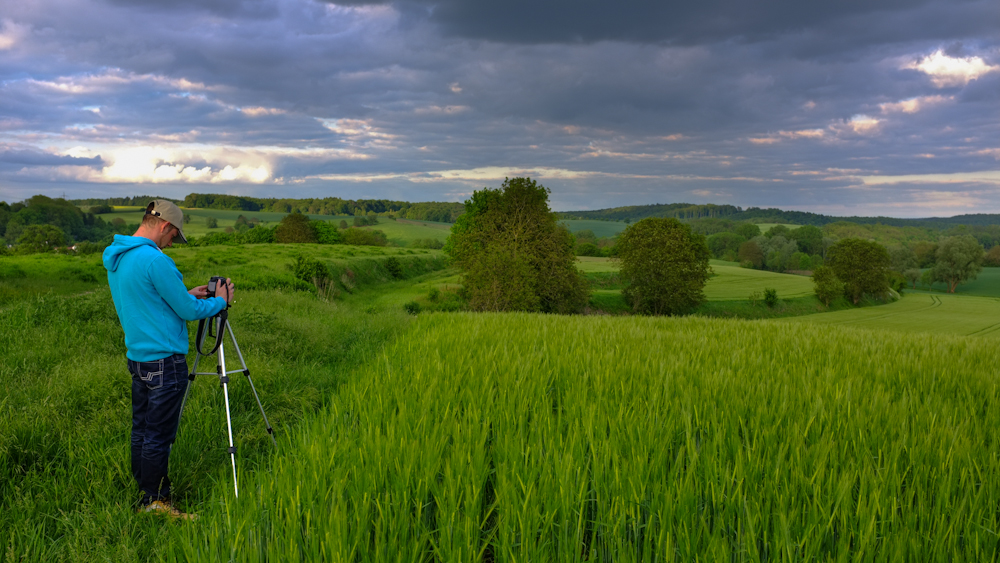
103,235,227,362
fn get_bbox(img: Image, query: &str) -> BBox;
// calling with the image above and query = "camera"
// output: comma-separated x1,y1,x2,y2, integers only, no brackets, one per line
208,276,227,294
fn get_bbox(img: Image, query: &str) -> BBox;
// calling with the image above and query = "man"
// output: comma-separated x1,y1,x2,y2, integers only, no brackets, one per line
103,200,235,519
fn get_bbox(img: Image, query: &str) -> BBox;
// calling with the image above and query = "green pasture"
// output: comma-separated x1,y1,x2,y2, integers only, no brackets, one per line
577,257,815,301
95,207,352,239
787,292,1000,338
355,218,451,246
560,219,627,238
94,207,452,246
755,222,801,232
913,266,1000,298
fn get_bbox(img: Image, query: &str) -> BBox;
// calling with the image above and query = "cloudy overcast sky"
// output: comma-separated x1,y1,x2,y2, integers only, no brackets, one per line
1,0,998,216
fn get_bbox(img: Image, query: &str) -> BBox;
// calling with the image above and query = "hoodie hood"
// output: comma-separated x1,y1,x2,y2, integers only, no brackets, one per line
103,234,159,273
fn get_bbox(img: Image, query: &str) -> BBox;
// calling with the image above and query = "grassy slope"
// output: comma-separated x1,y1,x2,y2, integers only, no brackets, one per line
0,247,448,562
578,257,815,300
560,219,627,238
912,266,1000,298
354,219,451,246
169,312,1000,561
785,292,1000,338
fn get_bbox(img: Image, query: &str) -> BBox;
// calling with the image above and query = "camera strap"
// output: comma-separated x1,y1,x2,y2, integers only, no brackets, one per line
196,284,230,356
195,308,228,356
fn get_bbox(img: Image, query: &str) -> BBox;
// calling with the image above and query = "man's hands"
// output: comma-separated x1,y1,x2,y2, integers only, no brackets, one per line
214,278,235,304
190,278,236,304
189,285,210,299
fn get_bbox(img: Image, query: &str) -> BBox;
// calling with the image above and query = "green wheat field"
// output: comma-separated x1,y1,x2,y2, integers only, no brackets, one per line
2,239,999,561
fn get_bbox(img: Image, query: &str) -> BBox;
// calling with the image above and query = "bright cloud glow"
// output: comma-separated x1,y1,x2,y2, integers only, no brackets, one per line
905,50,1000,87
847,115,881,135
861,170,1000,185
879,95,951,114
748,129,826,144
99,146,271,184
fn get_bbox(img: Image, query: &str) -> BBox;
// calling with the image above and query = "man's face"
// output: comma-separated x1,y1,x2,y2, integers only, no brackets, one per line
156,222,178,249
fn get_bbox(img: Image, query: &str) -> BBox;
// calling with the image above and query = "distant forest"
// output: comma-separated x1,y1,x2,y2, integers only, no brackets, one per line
68,193,465,223
558,202,1000,229
178,194,465,223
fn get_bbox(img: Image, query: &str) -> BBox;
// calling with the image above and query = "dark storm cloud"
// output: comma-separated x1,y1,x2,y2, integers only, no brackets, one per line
0,0,998,215
332,0,998,46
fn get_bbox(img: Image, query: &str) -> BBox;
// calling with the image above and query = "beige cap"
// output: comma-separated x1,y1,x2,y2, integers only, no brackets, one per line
145,200,188,244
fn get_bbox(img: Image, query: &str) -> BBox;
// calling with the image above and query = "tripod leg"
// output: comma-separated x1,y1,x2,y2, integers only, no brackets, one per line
218,320,239,498
226,323,277,447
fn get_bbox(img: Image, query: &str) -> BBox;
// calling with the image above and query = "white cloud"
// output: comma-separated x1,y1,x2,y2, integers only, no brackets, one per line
861,170,1000,185
904,50,1000,87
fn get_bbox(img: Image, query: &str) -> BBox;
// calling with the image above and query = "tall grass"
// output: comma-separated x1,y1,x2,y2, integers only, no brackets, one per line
0,258,443,561
170,313,1000,561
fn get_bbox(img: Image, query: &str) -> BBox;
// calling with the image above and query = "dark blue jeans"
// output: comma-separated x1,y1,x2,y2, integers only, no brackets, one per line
128,353,189,506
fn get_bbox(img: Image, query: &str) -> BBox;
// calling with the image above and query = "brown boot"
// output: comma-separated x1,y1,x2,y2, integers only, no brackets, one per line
139,499,198,521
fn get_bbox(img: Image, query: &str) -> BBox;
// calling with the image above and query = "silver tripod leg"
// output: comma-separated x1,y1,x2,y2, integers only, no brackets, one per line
217,316,240,498
225,323,277,447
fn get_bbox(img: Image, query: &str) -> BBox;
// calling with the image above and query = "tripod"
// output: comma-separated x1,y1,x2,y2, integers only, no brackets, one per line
183,311,276,498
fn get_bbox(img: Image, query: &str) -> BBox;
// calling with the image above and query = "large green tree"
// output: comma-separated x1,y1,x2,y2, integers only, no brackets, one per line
789,224,823,255
17,224,67,253
827,238,891,304
933,235,984,293
616,217,711,315
275,212,318,243
445,177,588,313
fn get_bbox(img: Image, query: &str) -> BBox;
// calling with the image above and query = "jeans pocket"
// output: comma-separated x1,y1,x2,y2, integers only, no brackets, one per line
139,359,164,389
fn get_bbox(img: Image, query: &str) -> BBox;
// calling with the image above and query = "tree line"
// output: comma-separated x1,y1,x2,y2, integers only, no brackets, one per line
180,193,464,223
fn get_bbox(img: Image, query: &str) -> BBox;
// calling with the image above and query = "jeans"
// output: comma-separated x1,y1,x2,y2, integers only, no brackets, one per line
127,353,189,505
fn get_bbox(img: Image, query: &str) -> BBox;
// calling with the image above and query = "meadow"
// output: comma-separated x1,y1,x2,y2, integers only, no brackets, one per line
788,292,1000,338
914,267,1000,298
3,244,999,561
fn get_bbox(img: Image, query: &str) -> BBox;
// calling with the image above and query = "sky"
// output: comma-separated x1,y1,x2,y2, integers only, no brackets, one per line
0,0,998,217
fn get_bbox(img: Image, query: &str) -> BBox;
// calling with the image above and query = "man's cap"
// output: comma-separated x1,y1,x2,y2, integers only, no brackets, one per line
145,200,188,244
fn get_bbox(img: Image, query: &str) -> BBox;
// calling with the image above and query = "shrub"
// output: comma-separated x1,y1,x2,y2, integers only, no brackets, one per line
575,242,601,257
235,225,276,244
617,217,711,316
384,257,403,279
293,256,329,285
763,288,778,308
89,204,113,214
812,265,844,306
411,238,444,250
984,246,1000,267
428,287,440,302
206,216,218,228
341,228,388,247
74,241,107,255
339,220,349,229
403,301,421,315
310,221,342,245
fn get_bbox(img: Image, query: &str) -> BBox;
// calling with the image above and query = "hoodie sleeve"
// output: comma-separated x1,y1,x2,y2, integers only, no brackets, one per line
148,253,227,321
